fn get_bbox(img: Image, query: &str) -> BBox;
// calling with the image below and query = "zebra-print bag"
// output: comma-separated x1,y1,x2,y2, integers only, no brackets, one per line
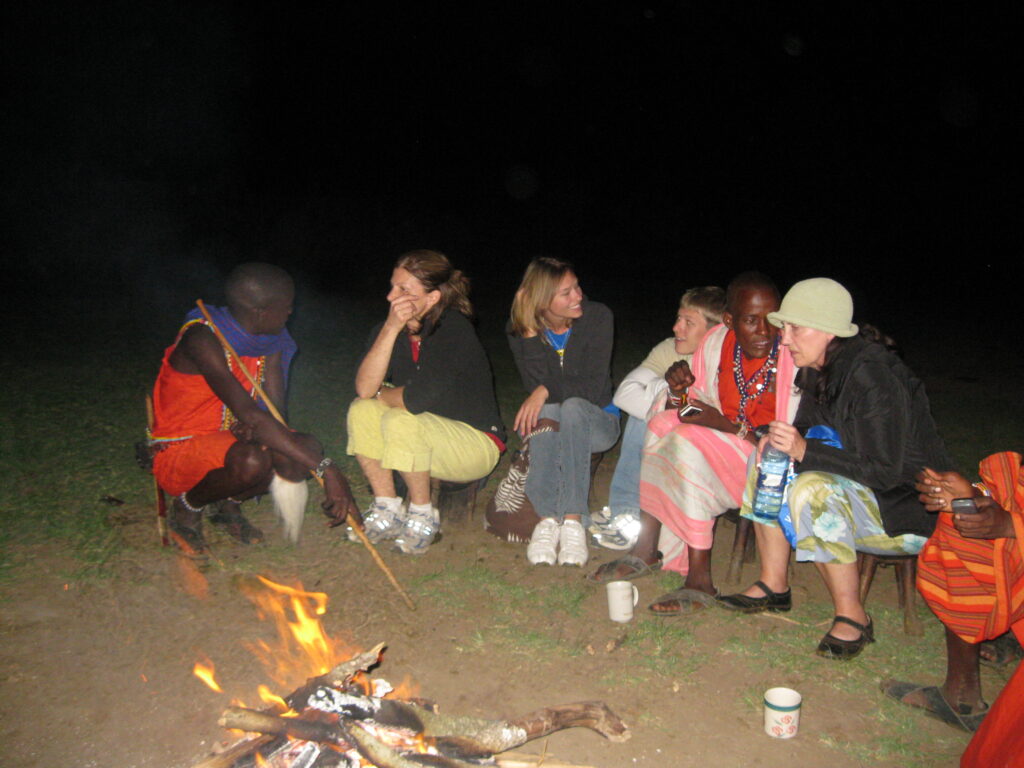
484,424,554,543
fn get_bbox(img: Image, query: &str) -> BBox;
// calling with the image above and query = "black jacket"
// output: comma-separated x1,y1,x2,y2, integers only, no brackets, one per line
506,299,614,407
794,336,953,538
370,310,506,443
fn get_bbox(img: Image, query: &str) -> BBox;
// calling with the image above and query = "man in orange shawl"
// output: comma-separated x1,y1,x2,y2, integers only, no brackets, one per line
150,263,359,554
883,451,1024,764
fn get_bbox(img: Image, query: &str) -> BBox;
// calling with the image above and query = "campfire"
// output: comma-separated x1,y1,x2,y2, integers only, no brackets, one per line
190,577,630,768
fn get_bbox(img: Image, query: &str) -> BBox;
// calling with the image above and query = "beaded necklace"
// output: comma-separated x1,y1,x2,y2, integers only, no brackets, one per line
732,336,779,429
544,327,572,368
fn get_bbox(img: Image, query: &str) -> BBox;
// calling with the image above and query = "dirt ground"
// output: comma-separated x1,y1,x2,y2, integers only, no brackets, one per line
0,473,995,768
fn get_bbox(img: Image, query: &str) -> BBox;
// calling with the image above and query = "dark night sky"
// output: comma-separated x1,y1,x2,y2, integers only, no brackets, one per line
2,2,1018,336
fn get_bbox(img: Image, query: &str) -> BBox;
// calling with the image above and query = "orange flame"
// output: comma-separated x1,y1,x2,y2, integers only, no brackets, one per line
257,684,292,714
239,576,357,690
193,656,223,693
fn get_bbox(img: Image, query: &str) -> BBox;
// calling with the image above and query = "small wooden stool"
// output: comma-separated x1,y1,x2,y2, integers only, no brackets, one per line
857,552,923,636
719,508,756,583
431,478,484,523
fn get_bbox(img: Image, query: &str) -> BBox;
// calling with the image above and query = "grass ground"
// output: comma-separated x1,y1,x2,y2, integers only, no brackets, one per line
1,292,1021,767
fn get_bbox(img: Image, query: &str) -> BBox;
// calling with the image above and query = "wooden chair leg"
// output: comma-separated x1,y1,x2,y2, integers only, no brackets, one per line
726,514,752,583
898,558,924,636
740,517,756,563
858,553,880,605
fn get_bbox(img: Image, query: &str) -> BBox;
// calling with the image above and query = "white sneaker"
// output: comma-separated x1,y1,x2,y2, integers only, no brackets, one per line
557,519,589,566
527,518,560,565
349,499,406,544
393,505,440,555
590,510,642,551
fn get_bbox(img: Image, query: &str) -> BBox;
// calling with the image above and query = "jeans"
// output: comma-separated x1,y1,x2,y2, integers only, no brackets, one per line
606,414,645,519
526,398,620,523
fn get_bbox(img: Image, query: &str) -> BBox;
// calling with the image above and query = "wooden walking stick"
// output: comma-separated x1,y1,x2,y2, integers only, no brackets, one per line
196,300,416,611
146,393,171,547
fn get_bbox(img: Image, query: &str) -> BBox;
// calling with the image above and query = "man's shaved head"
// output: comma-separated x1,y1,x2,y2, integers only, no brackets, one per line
725,271,779,315
225,263,294,312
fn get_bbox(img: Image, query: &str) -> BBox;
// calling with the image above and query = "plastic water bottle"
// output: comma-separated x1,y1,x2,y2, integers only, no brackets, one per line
753,446,790,522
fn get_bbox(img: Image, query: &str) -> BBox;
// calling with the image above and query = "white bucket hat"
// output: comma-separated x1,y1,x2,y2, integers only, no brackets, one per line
767,278,859,337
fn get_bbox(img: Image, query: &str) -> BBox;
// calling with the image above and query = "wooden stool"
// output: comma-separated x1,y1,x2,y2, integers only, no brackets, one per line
857,552,923,636
719,508,756,583
430,477,484,524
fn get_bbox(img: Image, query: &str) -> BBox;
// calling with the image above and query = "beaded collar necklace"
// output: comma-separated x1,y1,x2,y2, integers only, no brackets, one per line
544,327,572,368
733,335,779,429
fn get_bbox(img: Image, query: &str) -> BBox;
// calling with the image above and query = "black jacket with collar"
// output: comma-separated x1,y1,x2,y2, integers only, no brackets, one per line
371,309,506,444
794,335,953,538
506,299,615,407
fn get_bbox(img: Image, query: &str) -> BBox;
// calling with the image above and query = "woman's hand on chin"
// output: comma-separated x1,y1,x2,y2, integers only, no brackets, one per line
385,295,418,333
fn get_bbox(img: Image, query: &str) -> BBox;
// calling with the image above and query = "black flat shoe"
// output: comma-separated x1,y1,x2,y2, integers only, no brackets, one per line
817,615,875,660
716,580,792,613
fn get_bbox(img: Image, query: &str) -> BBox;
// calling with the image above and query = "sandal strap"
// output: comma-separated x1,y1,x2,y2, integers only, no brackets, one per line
753,580,780,598
833,615,873,639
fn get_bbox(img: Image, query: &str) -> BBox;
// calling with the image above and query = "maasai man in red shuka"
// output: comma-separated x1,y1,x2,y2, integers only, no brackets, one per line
883,451,1024,763
150,262,359,555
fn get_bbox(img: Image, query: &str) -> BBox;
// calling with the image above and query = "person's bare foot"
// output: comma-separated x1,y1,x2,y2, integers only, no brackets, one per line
882,680,988,732
649,584,717,614
979,632,1023,666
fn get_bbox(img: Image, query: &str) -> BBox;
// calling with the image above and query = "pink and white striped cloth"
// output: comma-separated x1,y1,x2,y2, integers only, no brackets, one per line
639,325,799,574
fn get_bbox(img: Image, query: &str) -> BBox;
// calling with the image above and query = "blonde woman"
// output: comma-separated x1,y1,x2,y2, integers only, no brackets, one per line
347,250,506,554
508,257,619,567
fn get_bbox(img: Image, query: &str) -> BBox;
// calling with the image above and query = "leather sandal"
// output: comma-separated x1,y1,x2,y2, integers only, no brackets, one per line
208,500,264,544
817,615,875,660
716,580,792,613
648,587,719,616
586,553,663,584
169,497,209,559
881,679,988,732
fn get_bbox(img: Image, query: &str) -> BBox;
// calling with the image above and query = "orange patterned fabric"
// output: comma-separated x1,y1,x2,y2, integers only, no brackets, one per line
916,452,1024,644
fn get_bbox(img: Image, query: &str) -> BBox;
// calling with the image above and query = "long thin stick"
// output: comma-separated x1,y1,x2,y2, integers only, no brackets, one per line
196,300,416,611
146,393,170,546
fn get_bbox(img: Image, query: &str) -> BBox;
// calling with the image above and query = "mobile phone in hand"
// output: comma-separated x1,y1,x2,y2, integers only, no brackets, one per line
951,497,979,515
678,404,703,418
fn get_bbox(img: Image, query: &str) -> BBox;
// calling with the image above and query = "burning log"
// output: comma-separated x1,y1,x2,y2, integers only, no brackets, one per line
365,699,629,757
209,693,630,767
191,735,277,768
193,639,630,768
219,708,341,744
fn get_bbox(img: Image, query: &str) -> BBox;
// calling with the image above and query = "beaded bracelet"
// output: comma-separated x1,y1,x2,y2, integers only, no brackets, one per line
179,492,205,513
314,457,334,479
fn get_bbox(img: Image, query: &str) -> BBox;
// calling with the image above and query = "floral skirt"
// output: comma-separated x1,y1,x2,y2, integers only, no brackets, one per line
741,466,927,565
